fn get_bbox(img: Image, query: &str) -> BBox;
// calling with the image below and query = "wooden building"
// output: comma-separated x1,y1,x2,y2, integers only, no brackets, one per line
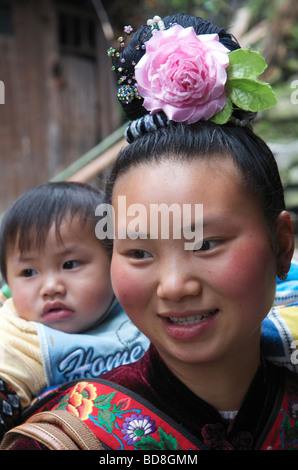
0,0,120,214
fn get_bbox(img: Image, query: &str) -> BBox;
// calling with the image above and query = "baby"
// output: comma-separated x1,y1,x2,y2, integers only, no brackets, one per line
0,181,149,436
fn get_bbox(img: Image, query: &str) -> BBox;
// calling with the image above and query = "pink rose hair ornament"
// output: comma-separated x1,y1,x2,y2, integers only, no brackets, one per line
108,14,276,143
135,24,230,124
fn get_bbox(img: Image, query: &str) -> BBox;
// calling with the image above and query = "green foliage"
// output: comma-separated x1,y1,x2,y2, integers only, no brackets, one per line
137,427,179,450
212,48,277,124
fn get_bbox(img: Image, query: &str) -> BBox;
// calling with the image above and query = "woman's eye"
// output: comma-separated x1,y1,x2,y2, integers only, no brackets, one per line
200,241,213,251
127,250,152,260
21,268,37,277
63,260,80,270
194,240,219,252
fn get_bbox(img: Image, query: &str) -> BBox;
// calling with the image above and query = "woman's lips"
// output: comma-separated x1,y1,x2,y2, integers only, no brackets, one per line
158,309,219,340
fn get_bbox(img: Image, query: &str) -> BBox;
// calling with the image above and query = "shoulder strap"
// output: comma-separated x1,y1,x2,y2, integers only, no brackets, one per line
0,410,105,450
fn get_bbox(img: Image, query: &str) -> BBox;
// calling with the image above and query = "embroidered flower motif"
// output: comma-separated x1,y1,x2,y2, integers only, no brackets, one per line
135,24,230,124
121,413,157,446
65,382,97,421
288,396,298,420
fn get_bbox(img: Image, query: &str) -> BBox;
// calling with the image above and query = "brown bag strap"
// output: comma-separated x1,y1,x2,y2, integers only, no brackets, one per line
1,421,79,450
0,410,105,450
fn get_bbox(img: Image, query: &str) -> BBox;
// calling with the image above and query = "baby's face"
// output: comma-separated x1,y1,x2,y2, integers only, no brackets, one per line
6,216,113,333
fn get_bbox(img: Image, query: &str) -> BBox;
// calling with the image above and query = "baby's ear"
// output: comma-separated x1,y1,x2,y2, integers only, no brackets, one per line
276,211,295,276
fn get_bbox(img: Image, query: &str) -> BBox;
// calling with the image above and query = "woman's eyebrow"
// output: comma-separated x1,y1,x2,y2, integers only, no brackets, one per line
202,215,227,227
183,215,228,233
115,213,232,242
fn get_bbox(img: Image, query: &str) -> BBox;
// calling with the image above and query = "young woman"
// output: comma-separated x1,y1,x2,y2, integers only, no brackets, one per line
102,13,298,450
2,13,297,451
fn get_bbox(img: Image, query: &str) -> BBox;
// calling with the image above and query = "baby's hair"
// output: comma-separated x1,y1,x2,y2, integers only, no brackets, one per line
0,181,107,281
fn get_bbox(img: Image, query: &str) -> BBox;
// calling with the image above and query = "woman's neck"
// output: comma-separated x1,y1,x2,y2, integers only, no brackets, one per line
158,346,261,412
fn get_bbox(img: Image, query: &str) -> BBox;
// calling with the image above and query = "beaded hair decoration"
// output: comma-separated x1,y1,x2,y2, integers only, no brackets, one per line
108,15,276,143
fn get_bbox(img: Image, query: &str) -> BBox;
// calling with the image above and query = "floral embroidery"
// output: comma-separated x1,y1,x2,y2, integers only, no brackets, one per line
288,395,298,420
280,412,298,449
49,382,192,450
135,427,181,450
121,413,157,445
55,381,97,421
31,375,298,450
280,383,298,449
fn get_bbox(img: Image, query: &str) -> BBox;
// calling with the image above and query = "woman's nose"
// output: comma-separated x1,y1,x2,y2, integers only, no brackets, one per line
156,261,202,302
40,273,66,298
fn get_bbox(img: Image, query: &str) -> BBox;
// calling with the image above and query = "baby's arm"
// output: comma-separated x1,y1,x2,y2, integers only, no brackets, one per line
0,300,46,434
0,378,20,440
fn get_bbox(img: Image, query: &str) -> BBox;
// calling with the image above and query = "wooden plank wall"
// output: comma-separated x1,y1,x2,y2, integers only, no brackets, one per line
0,0,120,214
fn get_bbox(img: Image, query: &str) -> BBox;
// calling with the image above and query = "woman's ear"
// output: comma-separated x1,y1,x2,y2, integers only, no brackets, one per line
276,211,295,277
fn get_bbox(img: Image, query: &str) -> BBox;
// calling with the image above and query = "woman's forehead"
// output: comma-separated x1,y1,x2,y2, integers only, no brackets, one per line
113,156,243,198
111,157,265,235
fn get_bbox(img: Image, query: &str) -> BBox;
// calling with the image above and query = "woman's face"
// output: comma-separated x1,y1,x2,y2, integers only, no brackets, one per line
111,157,288,369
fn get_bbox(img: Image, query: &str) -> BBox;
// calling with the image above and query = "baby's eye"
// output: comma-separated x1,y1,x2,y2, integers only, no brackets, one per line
127,250,152,260
63,260,80,270
21,268,37,277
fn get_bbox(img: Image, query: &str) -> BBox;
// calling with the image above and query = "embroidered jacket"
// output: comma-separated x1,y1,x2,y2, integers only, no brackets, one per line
16,344,298,450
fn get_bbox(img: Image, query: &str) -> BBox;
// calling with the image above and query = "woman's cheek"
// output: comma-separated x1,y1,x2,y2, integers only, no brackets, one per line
211,243,276,304
111,258,145,311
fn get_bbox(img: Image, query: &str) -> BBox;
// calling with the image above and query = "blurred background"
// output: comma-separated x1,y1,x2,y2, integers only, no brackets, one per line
0,0,298,225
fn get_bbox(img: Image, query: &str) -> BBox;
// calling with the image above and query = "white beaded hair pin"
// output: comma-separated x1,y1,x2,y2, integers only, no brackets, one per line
147,15,165,34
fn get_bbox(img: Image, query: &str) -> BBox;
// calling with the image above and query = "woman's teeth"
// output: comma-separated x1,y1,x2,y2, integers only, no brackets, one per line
169,309,218,325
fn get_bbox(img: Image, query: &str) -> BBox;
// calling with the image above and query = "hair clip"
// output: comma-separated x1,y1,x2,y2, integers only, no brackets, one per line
147,15,165,34
107,25,134,70
117,83,141,104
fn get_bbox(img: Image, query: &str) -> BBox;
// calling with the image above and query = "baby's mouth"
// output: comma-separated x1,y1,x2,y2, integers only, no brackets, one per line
42,302,75,322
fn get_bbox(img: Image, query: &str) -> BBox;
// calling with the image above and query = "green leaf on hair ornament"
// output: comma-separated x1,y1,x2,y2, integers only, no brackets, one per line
211,97,233,125
227,48,267,80
211,48,277,125
229,78,277,111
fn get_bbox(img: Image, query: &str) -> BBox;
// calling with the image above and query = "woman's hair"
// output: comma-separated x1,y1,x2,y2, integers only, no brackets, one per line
105,122,285,231
106,13,285,234
0,181,107,281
